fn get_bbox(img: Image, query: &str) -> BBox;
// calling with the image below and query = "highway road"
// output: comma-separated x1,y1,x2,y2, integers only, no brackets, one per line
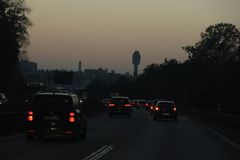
1,110,240,160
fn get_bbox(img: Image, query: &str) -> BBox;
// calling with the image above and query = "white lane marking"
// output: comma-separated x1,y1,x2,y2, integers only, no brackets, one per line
0,133,24,141
88,146,113,160
180,115,240,151
82,146,107,160
82,145,114,160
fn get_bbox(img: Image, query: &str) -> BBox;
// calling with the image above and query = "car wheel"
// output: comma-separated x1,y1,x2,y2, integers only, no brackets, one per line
128,114,131,118
108,113,112,118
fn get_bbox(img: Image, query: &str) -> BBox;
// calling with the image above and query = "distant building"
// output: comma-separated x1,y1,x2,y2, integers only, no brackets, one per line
84,68,108,80
78,60,82,72
132,50,141,78
19,60,123,89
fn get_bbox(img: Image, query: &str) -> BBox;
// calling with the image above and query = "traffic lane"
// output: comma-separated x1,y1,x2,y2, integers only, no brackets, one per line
1,110,240,160
102,114,240,160
0,113,109,160
0,110,148,160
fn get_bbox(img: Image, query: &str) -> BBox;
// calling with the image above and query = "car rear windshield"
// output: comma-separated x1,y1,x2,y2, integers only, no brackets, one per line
111,98,129,104
32,95,73,112
139,101,146,104
158,102,175,108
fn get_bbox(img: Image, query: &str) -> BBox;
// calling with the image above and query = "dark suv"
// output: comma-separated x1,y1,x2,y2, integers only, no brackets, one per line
26,92,87,141
108,97,132,118
153,101,178,121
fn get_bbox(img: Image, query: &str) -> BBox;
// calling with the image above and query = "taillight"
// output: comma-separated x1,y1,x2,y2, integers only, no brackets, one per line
109,103,116,107
173,107,177,111
69,117,75,123
69,112,75,117
69,112,75,123
150,106,153,110
124,104,131,107
155,107,159,111
27,111,33,121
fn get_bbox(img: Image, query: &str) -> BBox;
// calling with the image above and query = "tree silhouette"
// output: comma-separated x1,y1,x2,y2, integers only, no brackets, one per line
183,23,240,65
0,0,32,91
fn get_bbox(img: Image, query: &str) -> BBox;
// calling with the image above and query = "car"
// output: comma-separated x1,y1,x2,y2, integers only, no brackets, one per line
0,93,8,106
145,100,154,110
152,101,178,121
26,92,87,141
102,98,110,107
138,100,146,109
132,99,146,109
150,99,160,116
108,96,132,118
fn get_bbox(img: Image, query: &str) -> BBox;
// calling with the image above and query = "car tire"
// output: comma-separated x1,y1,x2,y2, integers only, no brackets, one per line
108,113,112,118
128,114,131,118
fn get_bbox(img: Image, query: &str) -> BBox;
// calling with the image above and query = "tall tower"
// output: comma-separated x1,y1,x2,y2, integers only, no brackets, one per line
132,50,141,77
78,60,82,72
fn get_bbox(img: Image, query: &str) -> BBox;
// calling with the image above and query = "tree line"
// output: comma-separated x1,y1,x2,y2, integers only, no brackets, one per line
1,1,240,114
87,23,240,115
0,0,31,97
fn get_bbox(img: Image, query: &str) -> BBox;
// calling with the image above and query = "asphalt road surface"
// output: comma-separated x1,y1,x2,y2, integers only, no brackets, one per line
1,110,240,160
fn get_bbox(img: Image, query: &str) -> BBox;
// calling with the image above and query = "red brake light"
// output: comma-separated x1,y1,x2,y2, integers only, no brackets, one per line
124,104,131,107
69,112,75,122
173,107,177,111
28,116,33,121
27,111,33,121
69,117,75,123
155,107,159,111
109,103,116,107
69,112,75,116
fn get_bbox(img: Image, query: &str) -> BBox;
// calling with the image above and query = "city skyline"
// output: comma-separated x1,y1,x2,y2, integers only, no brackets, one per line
25,0,240,73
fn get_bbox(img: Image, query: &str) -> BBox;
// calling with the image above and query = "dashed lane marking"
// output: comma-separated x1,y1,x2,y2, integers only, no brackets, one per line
82,145,114,160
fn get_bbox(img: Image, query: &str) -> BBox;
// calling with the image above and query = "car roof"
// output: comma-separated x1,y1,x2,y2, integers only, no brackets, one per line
157,100,175,104
111,96,129,99
35,92,76,96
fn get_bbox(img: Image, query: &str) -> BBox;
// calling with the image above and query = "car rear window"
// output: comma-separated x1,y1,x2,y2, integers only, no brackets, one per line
157,102,175,108
111,98,129,104
32,95,73,112
139,101,146,104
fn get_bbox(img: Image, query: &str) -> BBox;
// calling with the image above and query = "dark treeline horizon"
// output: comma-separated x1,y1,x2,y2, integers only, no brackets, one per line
87,23,240,115
1,1,240,116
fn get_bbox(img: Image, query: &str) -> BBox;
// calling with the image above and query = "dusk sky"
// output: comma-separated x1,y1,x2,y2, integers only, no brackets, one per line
25,0,240,74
